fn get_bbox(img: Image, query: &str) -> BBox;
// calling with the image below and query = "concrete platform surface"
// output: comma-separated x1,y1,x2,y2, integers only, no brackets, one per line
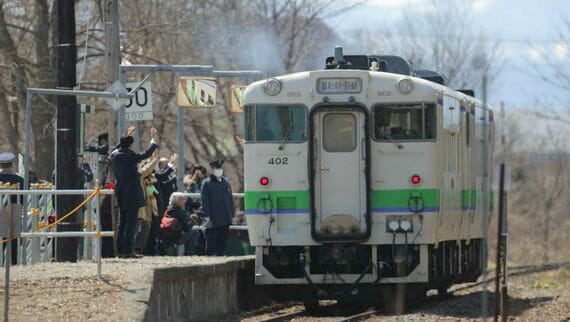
0,256,255,322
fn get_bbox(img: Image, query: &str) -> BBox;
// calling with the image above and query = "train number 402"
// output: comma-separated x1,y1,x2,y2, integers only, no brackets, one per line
268,157,288,165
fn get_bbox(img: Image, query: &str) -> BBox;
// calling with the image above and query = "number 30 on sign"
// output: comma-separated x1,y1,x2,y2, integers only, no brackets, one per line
125,81,153,121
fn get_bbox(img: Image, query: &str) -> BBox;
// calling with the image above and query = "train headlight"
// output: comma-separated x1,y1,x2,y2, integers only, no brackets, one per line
399,219,412,232
264,78,282,96
396,78,414,94
388,220,400,232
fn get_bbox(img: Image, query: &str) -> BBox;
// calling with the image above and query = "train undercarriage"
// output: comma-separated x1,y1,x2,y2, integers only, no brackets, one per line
256,239,483,312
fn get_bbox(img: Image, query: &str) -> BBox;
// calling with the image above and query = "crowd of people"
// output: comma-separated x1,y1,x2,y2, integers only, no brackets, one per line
0,125,240,262
110,126,236,258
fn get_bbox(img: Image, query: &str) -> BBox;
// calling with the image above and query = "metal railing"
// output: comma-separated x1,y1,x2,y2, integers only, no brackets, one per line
0,189,249,270
181,192,248,231
0,187,114,278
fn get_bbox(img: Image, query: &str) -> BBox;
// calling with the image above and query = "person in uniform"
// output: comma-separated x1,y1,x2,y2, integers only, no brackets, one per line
0,152,24,264
111,128,159,258
201,159,234,256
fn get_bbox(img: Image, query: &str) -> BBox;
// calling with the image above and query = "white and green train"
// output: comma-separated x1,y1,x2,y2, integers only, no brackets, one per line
242,48,494,308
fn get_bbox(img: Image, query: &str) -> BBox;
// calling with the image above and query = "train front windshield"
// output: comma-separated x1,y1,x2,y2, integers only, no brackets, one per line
244,105,306,143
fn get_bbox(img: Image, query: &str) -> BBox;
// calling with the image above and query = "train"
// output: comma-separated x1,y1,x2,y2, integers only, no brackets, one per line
242,47,494,311
178,78,217,107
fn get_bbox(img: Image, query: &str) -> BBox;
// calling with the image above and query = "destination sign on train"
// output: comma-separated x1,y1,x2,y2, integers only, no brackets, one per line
317,78,362,94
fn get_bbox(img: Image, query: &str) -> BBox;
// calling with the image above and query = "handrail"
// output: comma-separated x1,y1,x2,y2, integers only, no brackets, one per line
0,189,114,195
181,192,244,198
0,187,110,278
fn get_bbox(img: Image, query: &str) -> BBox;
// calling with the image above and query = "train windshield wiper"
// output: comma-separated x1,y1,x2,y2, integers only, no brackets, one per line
382,130,404,149
278,118,294,150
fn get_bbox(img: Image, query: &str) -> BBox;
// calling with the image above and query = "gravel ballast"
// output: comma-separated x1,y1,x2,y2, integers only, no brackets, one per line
242,265,570,321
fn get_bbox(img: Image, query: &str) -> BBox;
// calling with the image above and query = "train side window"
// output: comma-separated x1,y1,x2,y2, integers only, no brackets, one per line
244,105,306,143
373,104,435,141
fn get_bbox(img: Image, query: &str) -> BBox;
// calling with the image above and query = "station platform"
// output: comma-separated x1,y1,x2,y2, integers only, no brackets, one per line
0,256,266,321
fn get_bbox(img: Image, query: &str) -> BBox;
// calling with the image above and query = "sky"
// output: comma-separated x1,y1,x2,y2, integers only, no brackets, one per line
328,0,570,109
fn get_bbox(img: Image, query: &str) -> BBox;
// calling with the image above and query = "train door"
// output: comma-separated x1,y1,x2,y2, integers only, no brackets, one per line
311,107,369,241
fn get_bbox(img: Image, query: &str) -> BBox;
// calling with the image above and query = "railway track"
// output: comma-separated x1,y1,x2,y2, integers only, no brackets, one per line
250,261,570,322
256,305,381,322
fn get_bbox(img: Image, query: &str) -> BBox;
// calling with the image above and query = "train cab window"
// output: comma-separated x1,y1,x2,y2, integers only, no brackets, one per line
373,104,436,141
323,113,356,152
244,105,306,142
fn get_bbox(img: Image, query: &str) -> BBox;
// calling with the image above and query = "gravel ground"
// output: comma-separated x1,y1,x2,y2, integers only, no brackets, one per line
0,256,247,322
1,259,568,321
374,266,570,321
243,266,570,322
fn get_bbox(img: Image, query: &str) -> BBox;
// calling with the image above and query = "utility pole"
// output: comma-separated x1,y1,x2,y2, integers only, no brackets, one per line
103,0,121,257
55,0,80,261
104,0,121,147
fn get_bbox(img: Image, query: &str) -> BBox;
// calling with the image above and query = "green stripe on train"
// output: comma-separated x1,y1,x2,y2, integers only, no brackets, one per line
461,189,494,209
244,188,491,211
244,190,310,210
244,189,441,210
461,189,477,208
370,189,439,208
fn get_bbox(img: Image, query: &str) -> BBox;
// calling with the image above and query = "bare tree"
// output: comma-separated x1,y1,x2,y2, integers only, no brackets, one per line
348,0,501,89
252,0,359,73
533,16,570,91
0,0,360,187
0,0,56,179
528,15,570,125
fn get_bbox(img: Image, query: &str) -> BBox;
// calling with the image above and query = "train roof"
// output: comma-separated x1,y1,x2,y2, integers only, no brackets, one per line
243,69,491,112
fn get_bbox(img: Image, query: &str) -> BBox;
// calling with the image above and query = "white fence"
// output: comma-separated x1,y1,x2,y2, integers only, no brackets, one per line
0,187,114,278
0,189,248,270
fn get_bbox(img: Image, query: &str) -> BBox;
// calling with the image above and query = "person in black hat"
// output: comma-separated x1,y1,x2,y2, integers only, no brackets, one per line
200,159,234,256
0,152,24,265
111,127,160,258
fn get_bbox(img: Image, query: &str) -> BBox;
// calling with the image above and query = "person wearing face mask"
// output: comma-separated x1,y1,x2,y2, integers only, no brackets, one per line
200,159,234,256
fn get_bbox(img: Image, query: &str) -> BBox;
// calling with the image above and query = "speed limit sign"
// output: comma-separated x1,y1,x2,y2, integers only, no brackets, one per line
125,81,153,121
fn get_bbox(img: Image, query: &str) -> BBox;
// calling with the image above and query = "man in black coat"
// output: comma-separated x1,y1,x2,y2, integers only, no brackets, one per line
201,159,234,256
111,127,159,258
0,152,24,264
